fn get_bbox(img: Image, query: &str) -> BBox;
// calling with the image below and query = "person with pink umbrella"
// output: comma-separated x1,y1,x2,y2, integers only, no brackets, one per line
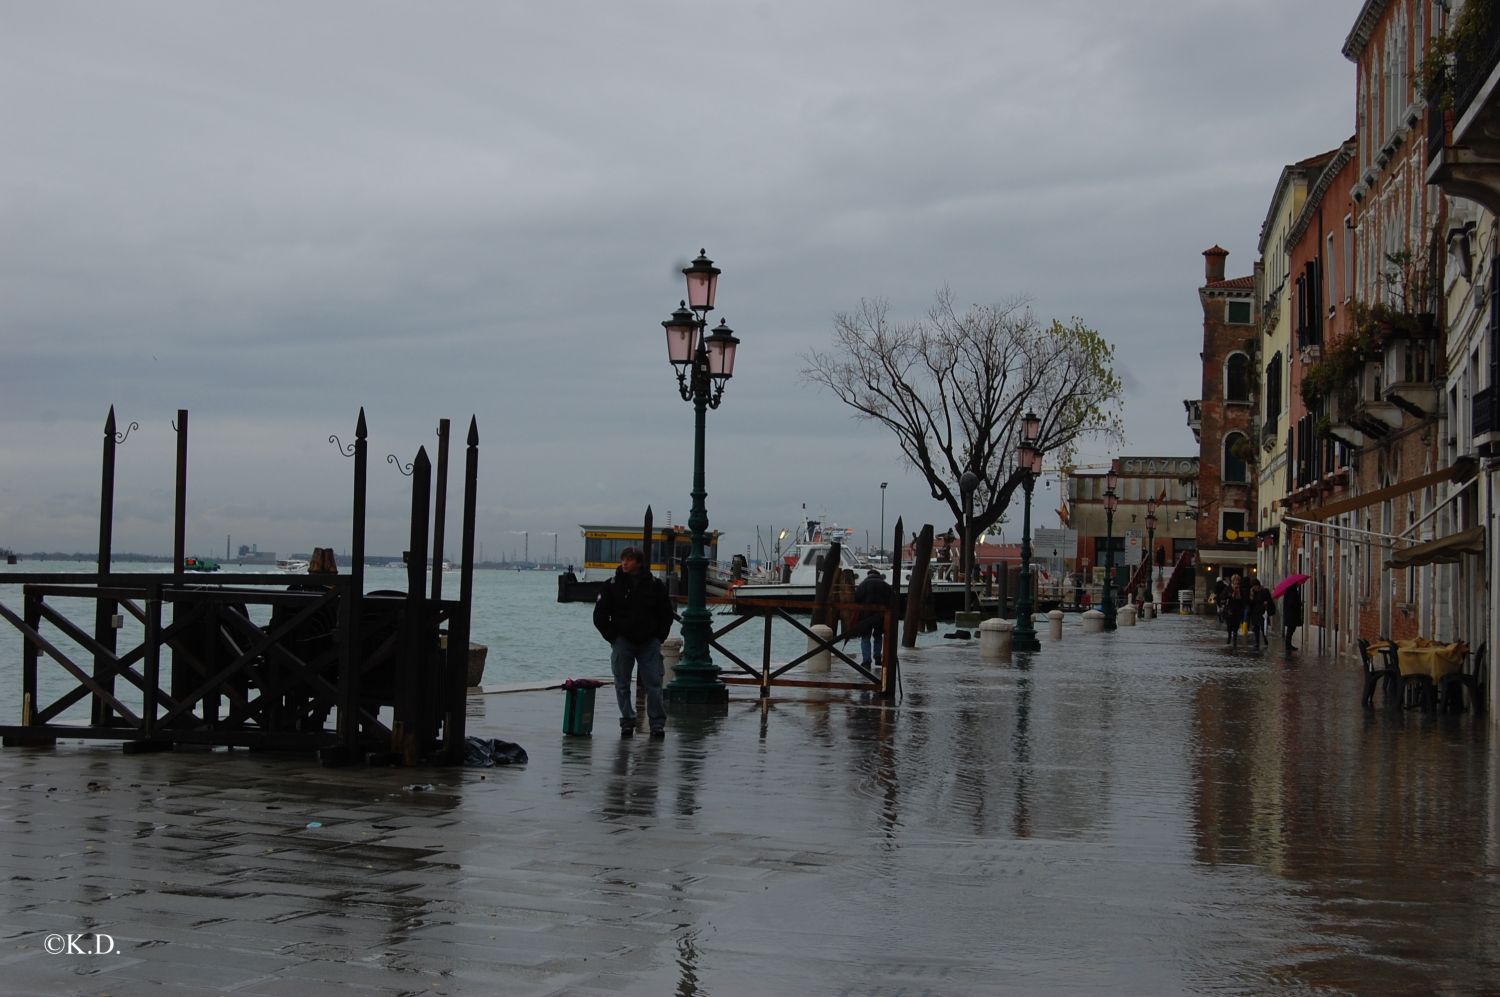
1273,574,1310,652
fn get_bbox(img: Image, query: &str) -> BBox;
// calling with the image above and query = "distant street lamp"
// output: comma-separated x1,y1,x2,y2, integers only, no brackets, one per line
960,471,980,615
1011,411,1043,652
661,250,739,709
879,481,888,559
1144,495,1158,603
1103,468,1119,631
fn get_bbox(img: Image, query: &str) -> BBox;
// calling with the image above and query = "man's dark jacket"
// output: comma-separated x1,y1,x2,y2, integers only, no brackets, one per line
853,572,894,629
593,567,674,645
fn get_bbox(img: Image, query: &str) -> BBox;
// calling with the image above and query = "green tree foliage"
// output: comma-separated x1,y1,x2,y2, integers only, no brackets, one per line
802,288,1124,544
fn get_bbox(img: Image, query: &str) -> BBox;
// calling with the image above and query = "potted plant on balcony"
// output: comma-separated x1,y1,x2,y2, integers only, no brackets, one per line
1419,0,1494,110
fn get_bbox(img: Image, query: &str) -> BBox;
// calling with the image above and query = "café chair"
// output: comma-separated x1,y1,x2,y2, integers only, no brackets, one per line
1358,638,1399,708
1438,642,1487,716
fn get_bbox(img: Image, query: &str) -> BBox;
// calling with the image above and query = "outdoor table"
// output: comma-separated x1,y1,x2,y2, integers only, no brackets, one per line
1370,639,1468,710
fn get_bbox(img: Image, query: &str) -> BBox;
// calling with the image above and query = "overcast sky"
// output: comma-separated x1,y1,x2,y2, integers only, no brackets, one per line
2,1,1360,564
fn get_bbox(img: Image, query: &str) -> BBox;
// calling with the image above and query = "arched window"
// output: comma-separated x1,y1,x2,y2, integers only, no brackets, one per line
1225,353,1251,402
1223,433,1248,484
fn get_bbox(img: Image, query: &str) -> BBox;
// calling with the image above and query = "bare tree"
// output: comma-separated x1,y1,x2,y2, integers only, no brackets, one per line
803,288,1124,545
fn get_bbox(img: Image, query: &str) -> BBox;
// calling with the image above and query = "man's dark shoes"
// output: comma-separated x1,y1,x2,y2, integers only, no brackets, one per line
649,727,665,739
620,723,635,737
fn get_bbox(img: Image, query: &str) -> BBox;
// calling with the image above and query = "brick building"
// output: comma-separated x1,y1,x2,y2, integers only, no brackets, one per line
1184,246,1259,602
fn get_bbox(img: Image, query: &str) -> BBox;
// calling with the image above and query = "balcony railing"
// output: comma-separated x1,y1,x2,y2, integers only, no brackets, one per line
1454,12,1500,122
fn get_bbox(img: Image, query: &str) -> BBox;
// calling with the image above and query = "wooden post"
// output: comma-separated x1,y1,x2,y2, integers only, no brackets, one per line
883,518,904,696
811,540,840,626
442,417,480,765
902,524,934,647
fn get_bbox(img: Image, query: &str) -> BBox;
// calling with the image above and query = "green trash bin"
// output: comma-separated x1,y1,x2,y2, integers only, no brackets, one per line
562,681,598,736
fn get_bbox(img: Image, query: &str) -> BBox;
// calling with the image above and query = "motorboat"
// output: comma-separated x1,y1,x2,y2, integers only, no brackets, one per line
184,556,220,572
277,558,309,573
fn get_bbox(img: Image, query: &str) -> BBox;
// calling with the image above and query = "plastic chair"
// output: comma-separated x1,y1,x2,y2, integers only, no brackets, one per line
1358,638,1399,708
1438,642,1487,716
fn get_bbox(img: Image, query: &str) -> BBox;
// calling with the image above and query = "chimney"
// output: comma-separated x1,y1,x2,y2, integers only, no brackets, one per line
1203,245,1228,283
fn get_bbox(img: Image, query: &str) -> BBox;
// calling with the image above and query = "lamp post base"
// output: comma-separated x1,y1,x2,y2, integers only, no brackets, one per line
664,680,729,710
1011,630,1041,652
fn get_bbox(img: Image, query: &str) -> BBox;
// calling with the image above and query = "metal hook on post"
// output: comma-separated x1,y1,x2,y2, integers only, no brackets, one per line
329,433,358,458
387,454,415,477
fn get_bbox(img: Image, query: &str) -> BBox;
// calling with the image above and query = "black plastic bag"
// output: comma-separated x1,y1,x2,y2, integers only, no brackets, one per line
463,736,528,767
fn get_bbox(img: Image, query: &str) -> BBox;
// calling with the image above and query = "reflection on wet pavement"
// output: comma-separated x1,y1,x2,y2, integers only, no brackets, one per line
2,616,1497,994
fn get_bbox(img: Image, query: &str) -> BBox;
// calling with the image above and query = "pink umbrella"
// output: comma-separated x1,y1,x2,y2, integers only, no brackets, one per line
1271,574,1310,600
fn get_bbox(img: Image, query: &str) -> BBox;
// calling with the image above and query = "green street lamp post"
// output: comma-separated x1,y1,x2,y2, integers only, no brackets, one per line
1102,467,1119,631
1144,494,1158,605
1011,411,1043,652
960,470,980,615
661,250,738,709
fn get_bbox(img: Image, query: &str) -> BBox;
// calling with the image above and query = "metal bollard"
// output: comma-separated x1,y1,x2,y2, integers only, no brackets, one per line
979,618,1013,659
807,624,833,672
661,635,683,685
1080,609,1104,633
1047,609,1064,640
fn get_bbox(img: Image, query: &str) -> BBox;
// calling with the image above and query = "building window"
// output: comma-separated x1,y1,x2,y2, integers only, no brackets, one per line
1225,353,1252,402
1221,510,1246,543
1227,300,1252,324
1223,433,1248,483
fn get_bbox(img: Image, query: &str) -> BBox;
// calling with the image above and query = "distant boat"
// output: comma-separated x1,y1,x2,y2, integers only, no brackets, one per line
184,556,220,572
277,558,309,572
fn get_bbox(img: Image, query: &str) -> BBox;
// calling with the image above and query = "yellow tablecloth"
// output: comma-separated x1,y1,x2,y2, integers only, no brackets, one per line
1372,639,1468,680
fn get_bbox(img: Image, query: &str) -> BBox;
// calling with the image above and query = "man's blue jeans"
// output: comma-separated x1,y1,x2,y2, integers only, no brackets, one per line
861,630,883,668
610,637,665,730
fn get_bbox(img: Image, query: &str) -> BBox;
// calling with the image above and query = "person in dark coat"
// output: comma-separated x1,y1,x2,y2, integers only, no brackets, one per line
1223,574,1246,647
1247,579,1275,650
852,568,894,667
1281,582,1303,652
1212,576,1229,623
593,547,674,736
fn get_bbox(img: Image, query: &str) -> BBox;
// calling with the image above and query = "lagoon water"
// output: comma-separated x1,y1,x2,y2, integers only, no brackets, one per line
0,561,850,723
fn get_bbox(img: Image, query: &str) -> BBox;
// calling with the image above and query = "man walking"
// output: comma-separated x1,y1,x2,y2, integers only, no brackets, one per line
593,547,674,737
853,568,894,668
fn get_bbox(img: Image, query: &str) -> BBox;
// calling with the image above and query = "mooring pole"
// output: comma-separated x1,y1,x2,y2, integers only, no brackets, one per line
92,407,127,725
443,417,479,765
430,419,450,604
173,410,188,575
331,409,368,762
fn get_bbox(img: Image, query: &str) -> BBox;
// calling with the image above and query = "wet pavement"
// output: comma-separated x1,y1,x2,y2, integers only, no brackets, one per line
3,614,1499,996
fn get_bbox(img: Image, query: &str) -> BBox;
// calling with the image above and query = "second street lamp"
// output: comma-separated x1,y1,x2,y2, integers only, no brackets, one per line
1102,467,1119,631
661,250,738,709
1011,411,1042,652
1144,495,1158,607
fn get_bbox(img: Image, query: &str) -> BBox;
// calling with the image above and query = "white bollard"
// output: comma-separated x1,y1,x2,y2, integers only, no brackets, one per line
979,618,1013,659
661,635,683,685
1047,609,1065,640
1118,604,1137,627
807,624,833,672
1081,609,1105,633
1144,602,1156,620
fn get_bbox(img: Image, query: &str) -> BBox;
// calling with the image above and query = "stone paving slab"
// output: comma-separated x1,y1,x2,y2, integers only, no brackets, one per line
2,617,1499,995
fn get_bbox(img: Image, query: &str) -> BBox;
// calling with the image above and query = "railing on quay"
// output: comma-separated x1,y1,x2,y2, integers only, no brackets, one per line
679,594,896,699
0,571,462,761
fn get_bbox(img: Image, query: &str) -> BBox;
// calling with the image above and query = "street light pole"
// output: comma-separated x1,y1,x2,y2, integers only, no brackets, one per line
1144,495,1158,606
660,250,738,709
1103,467,1119,631
1011,411,1042,652
960,471,980,616
879,481,888,559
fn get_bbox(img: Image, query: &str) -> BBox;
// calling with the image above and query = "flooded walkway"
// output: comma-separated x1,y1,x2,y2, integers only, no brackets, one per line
3,615,1498,995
